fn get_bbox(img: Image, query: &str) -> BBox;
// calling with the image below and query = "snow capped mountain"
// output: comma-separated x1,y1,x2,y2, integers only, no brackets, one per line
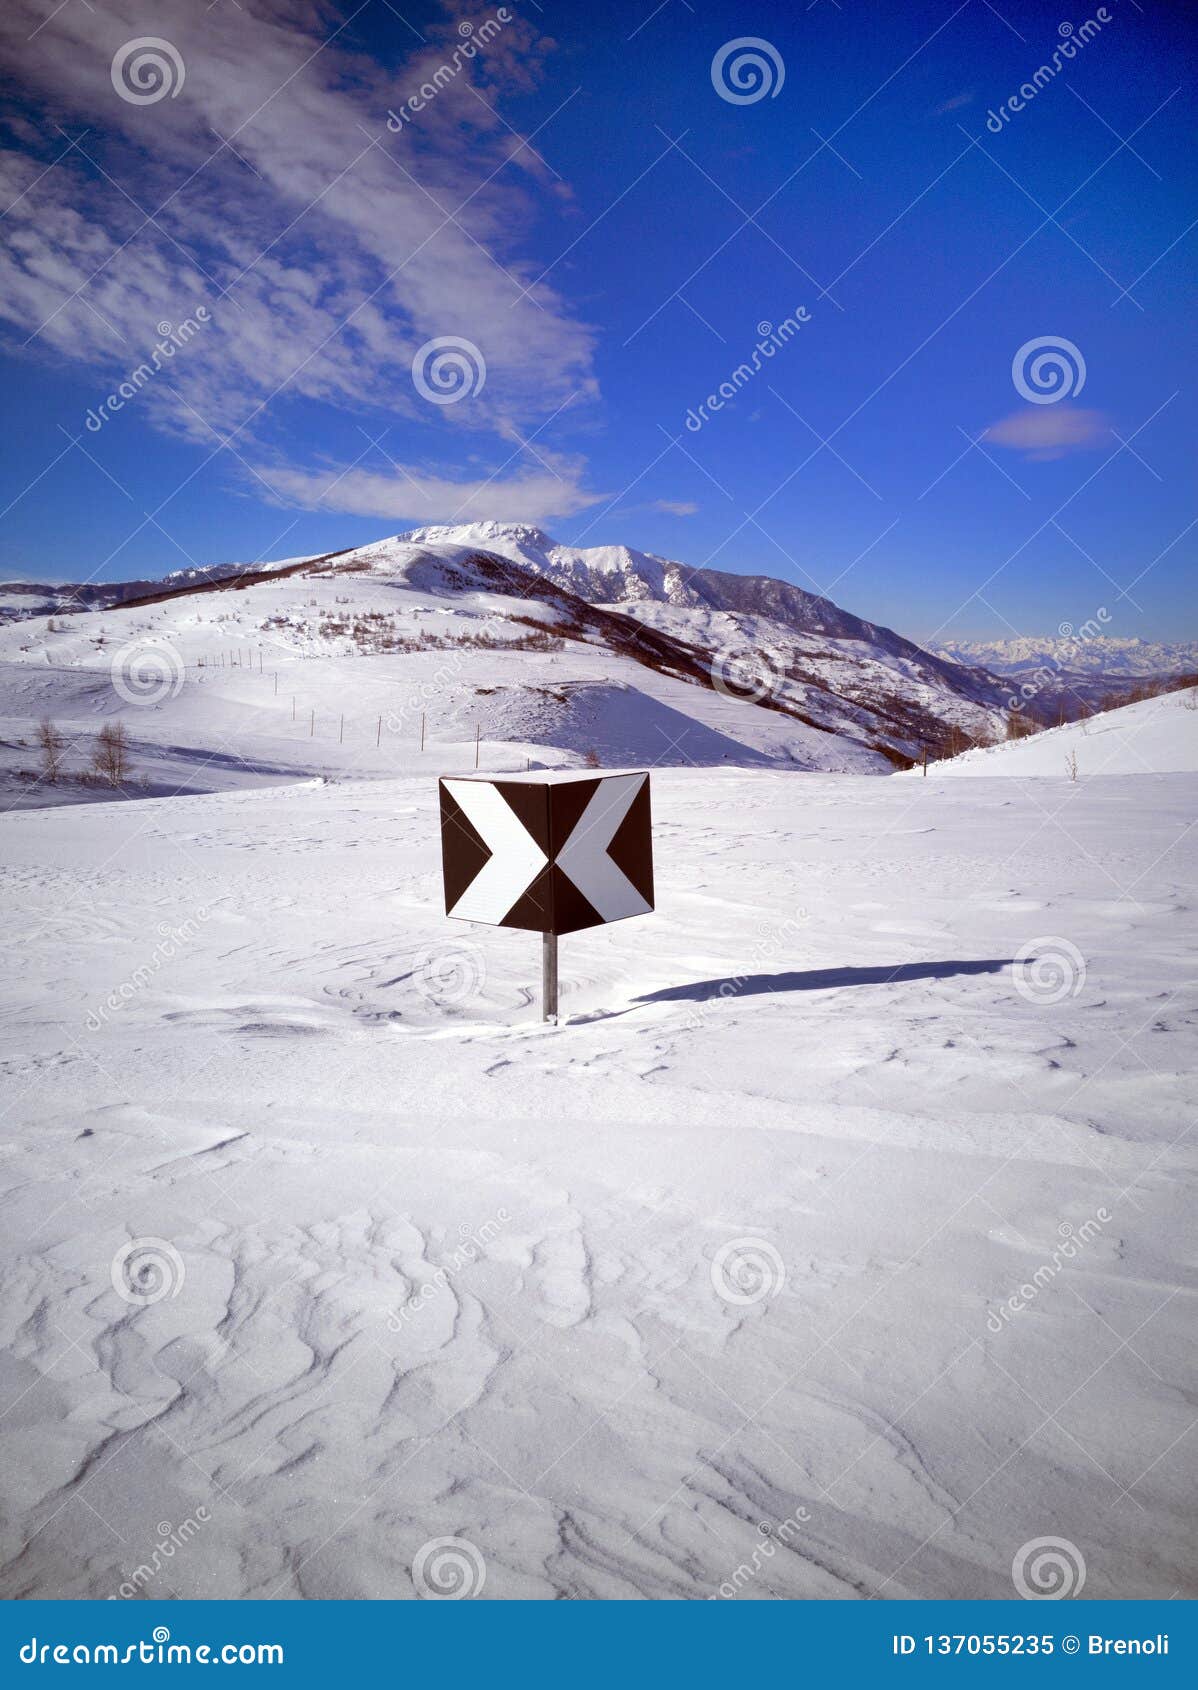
396,522,1012,747
936,635,1198,679
398,522,683,605
11,521,1192,783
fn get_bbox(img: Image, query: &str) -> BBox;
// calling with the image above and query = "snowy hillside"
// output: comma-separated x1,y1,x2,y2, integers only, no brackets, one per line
5,522,1023,765
401,523,1012,749
1,763,1194,1599
910,685,1197,779
0,538,894,810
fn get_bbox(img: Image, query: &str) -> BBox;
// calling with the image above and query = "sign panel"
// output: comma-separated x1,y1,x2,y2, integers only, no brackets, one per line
439,770,654,936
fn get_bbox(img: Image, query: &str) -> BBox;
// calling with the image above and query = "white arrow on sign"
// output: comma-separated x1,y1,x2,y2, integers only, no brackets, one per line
556,774,651,922
443,779,547,923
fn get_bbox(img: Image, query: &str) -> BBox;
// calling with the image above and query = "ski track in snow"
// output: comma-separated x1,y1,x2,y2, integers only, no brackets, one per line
0,767,1195,1600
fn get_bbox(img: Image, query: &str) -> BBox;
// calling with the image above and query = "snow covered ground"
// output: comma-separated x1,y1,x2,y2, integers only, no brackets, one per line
914,686,1198,779
1,762,1195,1599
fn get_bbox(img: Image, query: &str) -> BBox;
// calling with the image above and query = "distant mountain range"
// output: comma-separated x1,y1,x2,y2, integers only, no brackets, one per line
935,635,1198,679
1,523,1189,762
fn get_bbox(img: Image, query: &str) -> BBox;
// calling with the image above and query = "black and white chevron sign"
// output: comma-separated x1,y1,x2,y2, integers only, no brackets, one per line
439,771,654,935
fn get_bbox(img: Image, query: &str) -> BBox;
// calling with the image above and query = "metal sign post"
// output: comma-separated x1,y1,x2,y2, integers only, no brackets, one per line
542,932,558,1023
438,769,654,1024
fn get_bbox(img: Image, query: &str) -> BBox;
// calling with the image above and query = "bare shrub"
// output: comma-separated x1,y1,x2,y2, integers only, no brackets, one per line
92,720,131,786
36,717,66,783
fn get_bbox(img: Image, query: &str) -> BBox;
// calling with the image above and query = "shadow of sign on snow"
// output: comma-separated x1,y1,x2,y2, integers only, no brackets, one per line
635,959,1017,1005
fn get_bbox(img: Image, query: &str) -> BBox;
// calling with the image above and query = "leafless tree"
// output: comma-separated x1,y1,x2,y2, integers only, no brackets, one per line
1065,749,1079,782
92,720,131,786
36,717,66,783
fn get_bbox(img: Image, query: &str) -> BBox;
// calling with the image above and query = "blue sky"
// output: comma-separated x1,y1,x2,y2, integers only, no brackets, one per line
0,0,1194,645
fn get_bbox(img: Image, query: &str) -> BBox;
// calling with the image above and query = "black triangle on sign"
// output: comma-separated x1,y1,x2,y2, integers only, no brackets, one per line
547,777,601,858
494,781,551,855
606,776,654,908
497,866,557,932
439,782,492,913
548,863,604,935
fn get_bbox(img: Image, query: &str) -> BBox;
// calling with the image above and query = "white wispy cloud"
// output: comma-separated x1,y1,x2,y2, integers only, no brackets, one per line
984,406,1111,460
0,0,599,518
259,449,605,525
